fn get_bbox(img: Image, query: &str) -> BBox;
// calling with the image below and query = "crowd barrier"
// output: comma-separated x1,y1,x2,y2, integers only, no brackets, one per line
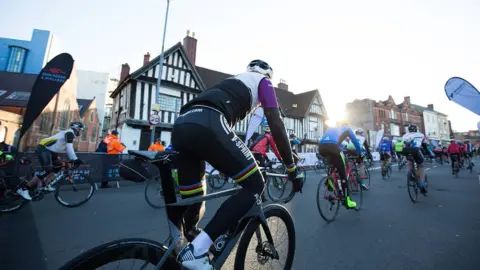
12,150,382,183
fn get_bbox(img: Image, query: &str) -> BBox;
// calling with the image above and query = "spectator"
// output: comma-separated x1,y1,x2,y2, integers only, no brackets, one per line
103,130,125,188
0,140,17,175
148,138,165,151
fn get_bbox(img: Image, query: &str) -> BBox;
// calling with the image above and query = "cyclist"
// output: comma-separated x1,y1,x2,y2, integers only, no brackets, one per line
171,59,300,270
402,124,433,194
16,122,85,200
250,126,282,167
447,139,461,174
395,139,404,163
464,140,475,169
319,125,363,209
379,137,394,171
344,128,370,190
0,141,17,164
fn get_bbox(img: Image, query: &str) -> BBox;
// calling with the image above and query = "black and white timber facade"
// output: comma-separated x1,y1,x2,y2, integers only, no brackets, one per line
110,32,329,152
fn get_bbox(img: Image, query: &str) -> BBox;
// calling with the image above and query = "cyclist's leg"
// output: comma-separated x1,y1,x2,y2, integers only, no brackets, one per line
173,108,264,266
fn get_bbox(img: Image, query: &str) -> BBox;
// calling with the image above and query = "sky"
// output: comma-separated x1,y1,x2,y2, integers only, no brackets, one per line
2,0,480,131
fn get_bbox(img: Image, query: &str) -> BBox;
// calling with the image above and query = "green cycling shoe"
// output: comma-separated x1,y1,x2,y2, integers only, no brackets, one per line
345,196,357,209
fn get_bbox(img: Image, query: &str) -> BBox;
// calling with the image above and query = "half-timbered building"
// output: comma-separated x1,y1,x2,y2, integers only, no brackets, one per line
110,31,328,152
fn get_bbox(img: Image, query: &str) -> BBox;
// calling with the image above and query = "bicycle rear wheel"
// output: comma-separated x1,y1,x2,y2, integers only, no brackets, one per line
145,176,165,209
58,238,180,270
234,204,295,270
316,176,341,222
0,189,26,213
348,172,363,211
407,171,418,203
55,173,95,208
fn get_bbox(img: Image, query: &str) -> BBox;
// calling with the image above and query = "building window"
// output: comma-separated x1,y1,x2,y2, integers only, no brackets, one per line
405,112,409,121
390,123,400,136
6,46,28,73
159,94,181,112
39,112,50,133
310,103,321,114
81,126,88,141
381,123,385,130
379,109,386,118
60,100,70,129
390,109,396,119
90,110,95,123
90,125,97,142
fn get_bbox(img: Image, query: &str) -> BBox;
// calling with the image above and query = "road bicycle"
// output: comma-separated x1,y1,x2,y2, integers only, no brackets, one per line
451,154,460,178
264,159,306,203
206,167,238,191
0,157,94,213
60,150,296,269
406,154,429,203
316,156,362,223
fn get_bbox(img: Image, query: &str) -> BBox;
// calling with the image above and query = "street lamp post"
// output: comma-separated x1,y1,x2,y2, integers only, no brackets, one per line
151,0,171,145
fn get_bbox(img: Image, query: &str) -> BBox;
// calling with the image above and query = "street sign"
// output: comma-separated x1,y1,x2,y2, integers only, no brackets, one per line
149,114,160,125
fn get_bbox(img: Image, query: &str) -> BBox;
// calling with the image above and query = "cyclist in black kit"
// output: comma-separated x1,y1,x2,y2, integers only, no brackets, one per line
172,59,300,270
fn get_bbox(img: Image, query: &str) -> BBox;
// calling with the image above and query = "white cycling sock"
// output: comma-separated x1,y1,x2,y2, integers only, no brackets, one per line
192,230,213,257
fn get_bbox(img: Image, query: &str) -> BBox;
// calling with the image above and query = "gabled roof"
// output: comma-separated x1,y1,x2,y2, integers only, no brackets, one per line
77,98,94,117
112,43,206,97
0,71,36,107
194,66,326,119
195,66,233,88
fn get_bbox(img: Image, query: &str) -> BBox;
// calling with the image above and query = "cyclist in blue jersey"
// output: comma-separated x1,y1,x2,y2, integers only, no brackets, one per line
318,125,363,209
379,137,394,169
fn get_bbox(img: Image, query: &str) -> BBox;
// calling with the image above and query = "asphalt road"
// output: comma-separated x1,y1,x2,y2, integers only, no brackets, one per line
2,160,480,270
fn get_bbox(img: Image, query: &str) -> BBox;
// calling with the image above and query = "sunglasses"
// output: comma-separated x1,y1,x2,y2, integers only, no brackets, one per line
249,60,273,73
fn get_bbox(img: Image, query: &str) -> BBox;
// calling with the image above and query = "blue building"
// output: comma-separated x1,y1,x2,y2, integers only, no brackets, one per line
0,29,58,74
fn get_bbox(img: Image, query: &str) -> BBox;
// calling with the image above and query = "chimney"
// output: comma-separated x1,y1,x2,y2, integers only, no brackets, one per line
404,96,411,105
120,63,130,82
183,30,197,65
143,52,150,66
427,104,434,110
278,79,288,91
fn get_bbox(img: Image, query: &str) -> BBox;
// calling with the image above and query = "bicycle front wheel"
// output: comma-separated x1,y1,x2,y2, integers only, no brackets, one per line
59,238,180,270
207,170,228,191
145,176,165,209
266,175,287,202
55,173,95,208
234,204,295,270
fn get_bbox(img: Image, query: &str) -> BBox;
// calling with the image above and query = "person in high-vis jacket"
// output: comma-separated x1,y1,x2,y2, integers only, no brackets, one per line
148,138,165,151
107,132,126,154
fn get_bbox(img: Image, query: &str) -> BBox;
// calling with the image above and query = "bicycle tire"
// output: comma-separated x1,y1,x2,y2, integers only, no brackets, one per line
283,166,307,204
234,204,295,270
55,174,95,208
266,175,286,202
145,177,165,209
58,238,180,270
349,171,363,211
207,170,228,191
0,190,26,213
316,176,340,222
407,171,418,203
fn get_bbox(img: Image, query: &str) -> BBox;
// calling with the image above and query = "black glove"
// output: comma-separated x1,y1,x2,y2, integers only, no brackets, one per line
73,159,83,166
287,166,303,193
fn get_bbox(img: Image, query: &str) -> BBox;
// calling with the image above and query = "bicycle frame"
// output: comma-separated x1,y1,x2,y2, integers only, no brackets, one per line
150,157,280,269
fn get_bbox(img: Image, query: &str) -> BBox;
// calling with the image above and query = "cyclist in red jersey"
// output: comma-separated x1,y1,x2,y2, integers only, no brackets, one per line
447,140,461,174
251,126,282,166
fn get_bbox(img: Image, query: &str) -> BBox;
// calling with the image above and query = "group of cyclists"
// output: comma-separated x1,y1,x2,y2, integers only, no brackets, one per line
3,57,476,270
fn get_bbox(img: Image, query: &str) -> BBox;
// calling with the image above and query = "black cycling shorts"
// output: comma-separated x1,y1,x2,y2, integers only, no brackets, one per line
36,145,62,175
319,143,347,180
402,147,424,165
380,151,391,161
171,106,263,197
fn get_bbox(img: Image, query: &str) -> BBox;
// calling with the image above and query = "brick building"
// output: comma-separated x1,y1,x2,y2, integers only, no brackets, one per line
345,95,424,146
0,71,100,151
77,99,101,151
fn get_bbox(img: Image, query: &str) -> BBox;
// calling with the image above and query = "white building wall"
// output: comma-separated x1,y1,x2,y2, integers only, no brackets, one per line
118,123,141,151
423,111,439,140
76,70,110,128
437,115,450,141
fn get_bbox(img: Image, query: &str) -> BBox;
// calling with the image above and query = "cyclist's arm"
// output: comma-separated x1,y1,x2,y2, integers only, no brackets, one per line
339,128,362,155
363,140,371,155
65,132,78,160
259,78,295,169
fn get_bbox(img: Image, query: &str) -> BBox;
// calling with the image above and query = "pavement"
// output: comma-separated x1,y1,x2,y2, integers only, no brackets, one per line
1,160,480,270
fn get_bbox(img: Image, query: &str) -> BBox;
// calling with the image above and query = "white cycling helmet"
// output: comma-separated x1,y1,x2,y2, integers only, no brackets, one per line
247,60,273,79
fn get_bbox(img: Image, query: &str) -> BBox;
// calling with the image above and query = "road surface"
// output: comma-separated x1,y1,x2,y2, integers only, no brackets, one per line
1,161,480,269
